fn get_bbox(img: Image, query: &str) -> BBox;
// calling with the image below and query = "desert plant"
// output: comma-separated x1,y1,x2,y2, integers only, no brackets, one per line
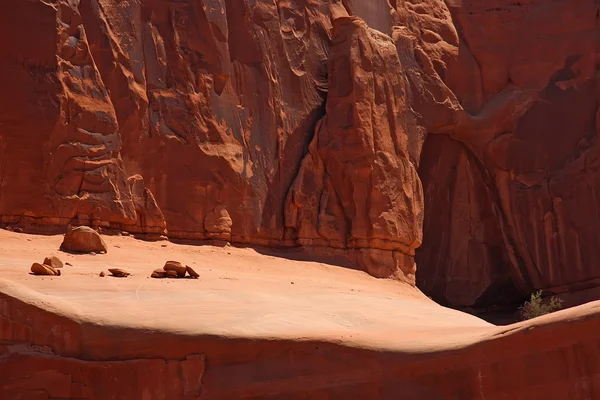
519,290,563,320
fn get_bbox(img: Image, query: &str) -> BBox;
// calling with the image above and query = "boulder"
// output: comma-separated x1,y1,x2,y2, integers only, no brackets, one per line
108,268,130,278
60,226,107,254
151,269,167,279
31,263,60,276
166,270,179,278
43,256,63,269
186,266,200,279
163,261,186,278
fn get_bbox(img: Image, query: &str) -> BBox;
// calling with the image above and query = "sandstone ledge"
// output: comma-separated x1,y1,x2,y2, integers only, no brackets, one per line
1,272,600,399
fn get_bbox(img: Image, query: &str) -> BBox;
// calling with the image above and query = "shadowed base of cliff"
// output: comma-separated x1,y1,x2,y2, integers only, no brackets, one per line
0,230,599,399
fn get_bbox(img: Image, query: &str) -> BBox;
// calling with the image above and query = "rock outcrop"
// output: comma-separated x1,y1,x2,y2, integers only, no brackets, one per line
2,0,600,307
285,15,423,282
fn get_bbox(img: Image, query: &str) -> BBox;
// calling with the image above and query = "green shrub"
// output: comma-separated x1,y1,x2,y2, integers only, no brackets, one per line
519,290,563,320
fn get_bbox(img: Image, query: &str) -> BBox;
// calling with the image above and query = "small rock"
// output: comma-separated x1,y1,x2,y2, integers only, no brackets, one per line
108,268,130,278
60,226,107,254
122,231,130,236
31,263,60,276
90,252,97,256
163,261,186,277
43,256,63,269
185,265,199,279
151,269,167,278
65,262,73,266
13,227,23,233
161,244,167,247
6,226,13,232
99,271,106,277
166,270,179,278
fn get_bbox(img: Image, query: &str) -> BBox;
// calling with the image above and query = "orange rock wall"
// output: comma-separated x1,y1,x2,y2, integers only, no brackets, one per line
1,0,600,306
414,0,600,307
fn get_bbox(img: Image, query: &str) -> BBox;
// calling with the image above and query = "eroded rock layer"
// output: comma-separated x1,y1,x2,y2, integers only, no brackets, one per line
1,0,600,305
2,274,600,399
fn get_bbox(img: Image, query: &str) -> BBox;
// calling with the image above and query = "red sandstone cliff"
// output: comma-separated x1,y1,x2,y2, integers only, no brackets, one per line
1,0,599,308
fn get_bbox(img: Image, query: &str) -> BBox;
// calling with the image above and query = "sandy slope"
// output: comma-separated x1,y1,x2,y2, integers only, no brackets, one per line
1,229,600,399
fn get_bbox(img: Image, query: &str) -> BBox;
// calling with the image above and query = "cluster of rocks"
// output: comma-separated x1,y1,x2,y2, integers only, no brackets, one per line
151,261,199,279
30,256,63,276
28,227,200,281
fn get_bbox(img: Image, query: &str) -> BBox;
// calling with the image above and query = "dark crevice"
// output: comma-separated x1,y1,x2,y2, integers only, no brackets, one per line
417,133,532,309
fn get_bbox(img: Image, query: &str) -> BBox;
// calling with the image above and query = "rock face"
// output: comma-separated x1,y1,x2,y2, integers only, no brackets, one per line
285,15,423,282
1,0,600,306
60,226,107,254
411,0,600,308
1,342,205,399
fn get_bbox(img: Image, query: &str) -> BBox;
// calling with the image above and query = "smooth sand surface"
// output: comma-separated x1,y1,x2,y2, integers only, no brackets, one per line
0,229,499,352
4,229,600,354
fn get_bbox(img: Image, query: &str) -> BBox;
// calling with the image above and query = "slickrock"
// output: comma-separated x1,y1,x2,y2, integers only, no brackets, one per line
2,232,600,399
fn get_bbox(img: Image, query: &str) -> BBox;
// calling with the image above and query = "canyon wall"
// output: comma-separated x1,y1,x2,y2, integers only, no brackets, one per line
415,0,600,308
1,0,600,307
